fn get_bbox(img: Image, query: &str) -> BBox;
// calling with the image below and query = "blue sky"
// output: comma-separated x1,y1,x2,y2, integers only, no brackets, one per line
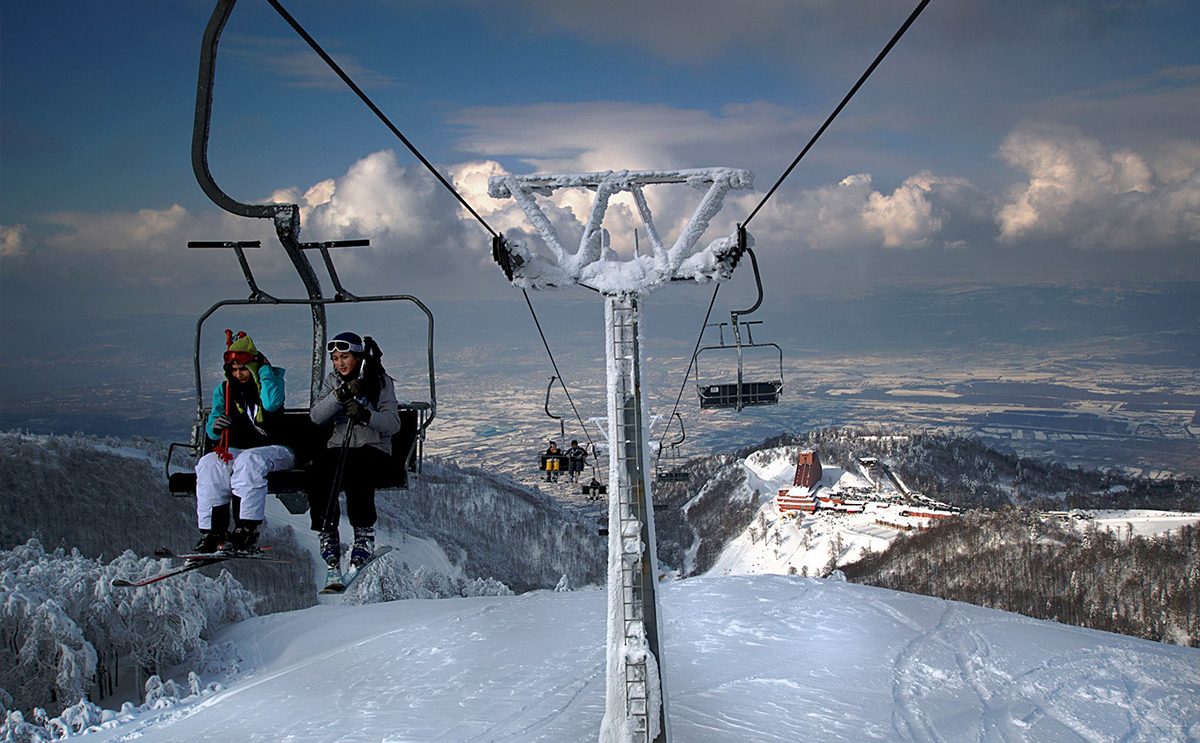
2,0,1199,414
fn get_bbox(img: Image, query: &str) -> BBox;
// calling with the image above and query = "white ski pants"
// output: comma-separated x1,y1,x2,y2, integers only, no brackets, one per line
195,445,295,528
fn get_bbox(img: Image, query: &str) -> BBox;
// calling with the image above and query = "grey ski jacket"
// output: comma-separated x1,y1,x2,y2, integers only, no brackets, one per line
310,371,402,454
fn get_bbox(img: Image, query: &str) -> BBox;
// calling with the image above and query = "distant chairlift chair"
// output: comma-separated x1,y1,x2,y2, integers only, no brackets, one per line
655,412,691,483
537,375,569,480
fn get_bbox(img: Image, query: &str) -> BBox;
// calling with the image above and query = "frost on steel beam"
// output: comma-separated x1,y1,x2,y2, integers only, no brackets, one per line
487,168,753,295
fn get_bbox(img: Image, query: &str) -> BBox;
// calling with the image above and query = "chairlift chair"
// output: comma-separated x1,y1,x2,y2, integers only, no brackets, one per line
655,412,691,483
693,248,783,411
170,24,436,514
165,240,437,514
538,375,568,479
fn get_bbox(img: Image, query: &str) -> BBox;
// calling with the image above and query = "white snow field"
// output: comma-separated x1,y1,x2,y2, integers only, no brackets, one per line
83,576,1199,743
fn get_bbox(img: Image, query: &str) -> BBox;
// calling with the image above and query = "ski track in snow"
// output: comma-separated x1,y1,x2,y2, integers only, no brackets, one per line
84,579,1199,742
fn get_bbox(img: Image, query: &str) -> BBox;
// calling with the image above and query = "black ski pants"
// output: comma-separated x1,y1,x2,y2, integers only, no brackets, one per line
306,445,389,532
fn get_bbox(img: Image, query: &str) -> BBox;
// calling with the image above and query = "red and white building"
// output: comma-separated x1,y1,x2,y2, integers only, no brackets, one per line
777,450,824,515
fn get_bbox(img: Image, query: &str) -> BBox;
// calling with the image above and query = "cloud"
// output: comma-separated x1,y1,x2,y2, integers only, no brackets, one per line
863,172,975,248
292,150,496,284
45,204,191,253
2,151,500,306
1,224,28,257
452,100,1003,254
453,100,819,175
727,171,989,252
225,34,397,91
996,123,1200,249
516,0,1151,77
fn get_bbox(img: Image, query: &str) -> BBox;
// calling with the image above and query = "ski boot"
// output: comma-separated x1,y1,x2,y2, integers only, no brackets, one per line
226,521,262,554
349,527,375,572
319,531,344,592
192,530,227,554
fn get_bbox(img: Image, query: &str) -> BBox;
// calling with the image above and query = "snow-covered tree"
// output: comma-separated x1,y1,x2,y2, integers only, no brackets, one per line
0,539,255,718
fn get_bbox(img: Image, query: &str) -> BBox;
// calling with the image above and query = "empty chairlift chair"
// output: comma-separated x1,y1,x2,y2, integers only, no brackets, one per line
693,248,783,411
654,412,692,483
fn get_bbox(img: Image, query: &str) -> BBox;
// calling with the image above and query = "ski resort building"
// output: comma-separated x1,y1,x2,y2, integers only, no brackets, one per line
776,449,825,515
899,508,957,520
793,450,822,488
827,499,866,514
776,488,819,515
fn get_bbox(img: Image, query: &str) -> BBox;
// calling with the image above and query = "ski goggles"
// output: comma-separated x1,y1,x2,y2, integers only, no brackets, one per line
326,339,364,354
223,350,256,365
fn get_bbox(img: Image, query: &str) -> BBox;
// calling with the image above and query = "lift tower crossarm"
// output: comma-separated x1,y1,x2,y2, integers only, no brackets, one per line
488,168,753,295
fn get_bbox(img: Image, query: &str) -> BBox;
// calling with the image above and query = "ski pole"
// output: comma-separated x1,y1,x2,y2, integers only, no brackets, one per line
215,379,233,462
319,418,356,533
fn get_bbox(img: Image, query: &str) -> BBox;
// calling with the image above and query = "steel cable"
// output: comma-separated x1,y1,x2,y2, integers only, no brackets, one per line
267,0,498,238
522,290,597,452
656,284,721,456
743,0,933,227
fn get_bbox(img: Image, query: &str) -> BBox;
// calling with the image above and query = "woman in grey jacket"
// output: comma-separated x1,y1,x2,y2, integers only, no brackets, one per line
306,332,401,584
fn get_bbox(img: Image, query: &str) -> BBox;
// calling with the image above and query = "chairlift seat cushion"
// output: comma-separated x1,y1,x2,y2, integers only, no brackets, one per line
168,408,422,497
656,471,691,483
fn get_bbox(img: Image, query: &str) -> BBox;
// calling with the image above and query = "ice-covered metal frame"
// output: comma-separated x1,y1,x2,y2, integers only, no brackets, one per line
488,168,754,295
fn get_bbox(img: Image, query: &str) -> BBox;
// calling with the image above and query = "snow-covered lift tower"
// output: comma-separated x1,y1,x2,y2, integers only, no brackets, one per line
489,168,753,743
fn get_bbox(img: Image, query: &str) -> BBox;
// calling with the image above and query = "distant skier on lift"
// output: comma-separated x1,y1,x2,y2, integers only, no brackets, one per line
543,440,563,482
193,330,294,554
565,439,587,483
307,332,401,589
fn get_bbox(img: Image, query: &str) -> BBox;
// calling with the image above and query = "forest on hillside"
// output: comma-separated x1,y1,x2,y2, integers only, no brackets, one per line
0,433,317,614
842,509,1200,647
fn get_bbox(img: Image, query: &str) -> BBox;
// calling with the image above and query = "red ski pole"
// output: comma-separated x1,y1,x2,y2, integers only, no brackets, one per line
214,328,235,462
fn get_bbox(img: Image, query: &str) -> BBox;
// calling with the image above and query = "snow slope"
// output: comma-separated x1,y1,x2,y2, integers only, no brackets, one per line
1086,509,1200,538
79,576,1199,742
708,448,1200,580
708,447,904,577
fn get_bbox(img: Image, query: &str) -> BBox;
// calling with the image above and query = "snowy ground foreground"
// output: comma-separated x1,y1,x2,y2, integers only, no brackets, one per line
80,576,1198,743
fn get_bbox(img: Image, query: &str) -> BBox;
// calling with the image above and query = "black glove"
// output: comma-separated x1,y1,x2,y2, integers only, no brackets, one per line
256,352,270,367
334,378,363,403
343,399,371,423
212,414,233,433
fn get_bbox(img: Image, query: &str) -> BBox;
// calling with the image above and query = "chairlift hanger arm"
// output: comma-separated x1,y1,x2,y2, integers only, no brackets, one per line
544,375,565,441
669,412,686,449
193,0,328,393
544,376,563,422
730,245,764,321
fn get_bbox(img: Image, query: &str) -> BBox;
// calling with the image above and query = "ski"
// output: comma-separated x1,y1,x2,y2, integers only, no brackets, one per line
112,547,284,588
112,556,225,588
320,546,395,595
319,566,345,595
155,546,279,562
